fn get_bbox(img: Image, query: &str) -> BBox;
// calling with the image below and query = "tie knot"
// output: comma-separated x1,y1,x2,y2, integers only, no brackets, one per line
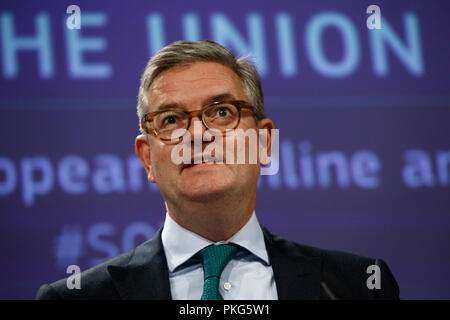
198,244,239,279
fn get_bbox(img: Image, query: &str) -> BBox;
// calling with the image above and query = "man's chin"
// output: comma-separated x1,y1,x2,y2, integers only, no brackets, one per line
180,184,234,203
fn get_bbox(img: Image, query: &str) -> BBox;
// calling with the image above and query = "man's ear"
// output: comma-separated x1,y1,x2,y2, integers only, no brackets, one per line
135,134,156,183
257,118,275,166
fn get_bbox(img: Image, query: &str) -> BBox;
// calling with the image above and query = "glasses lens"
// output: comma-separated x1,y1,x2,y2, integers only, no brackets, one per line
203,103,239,130
154,110,188,139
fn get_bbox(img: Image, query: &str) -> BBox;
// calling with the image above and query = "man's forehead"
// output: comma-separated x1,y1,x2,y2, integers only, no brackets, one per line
147,61,245,112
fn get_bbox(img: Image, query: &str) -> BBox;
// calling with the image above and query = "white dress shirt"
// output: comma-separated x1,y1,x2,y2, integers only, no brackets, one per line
161,211,278,300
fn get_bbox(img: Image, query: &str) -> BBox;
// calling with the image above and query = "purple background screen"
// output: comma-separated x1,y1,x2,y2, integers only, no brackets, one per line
0,0,449,299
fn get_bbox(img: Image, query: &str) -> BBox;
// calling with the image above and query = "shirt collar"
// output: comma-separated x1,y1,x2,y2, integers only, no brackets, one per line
161,211,269,273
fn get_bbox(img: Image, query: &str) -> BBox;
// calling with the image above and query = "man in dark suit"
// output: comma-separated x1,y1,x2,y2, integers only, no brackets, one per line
37,40,399,300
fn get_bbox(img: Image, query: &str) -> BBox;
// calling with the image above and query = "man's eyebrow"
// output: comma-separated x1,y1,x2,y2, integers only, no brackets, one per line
154,103,181,112
203,93,236,105
153,93,237,112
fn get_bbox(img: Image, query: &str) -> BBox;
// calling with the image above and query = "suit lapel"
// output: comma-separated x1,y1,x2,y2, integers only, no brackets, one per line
107,228,172,300
262,227,322,300
106,225,322,300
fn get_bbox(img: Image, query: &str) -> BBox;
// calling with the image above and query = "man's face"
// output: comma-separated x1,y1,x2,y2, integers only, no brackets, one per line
136,61,272,206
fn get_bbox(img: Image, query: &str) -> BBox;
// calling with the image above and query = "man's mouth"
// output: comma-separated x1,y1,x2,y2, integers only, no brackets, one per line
183,158,216,169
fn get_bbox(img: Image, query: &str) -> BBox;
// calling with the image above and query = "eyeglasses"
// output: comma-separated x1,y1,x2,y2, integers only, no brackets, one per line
141,100,256,141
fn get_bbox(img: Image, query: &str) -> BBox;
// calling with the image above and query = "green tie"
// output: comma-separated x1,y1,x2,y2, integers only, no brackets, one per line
197,244,239,300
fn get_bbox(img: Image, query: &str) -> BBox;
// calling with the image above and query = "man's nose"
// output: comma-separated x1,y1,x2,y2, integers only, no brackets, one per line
187,117,207,142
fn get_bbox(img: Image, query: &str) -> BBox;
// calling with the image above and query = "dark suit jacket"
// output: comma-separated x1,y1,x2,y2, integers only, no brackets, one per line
36,226,399,300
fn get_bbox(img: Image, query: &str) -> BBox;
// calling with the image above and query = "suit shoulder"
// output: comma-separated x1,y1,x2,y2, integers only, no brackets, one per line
263,227,400,299
36,249,134,300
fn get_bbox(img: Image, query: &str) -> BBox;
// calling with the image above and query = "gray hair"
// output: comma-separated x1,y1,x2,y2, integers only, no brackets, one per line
136,40,266,133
